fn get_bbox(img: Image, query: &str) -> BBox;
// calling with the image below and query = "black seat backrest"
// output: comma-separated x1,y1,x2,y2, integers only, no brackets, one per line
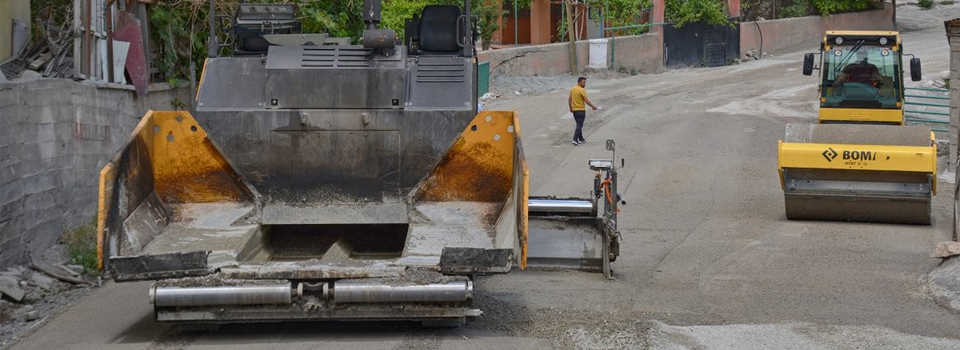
418,5,461,53
234,26,270,53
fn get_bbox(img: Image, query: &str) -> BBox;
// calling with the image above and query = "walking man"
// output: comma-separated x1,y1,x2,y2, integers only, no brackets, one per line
569,76,597,145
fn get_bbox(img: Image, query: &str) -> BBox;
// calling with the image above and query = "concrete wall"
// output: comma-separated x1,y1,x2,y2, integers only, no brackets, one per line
948,20,960,174
479,40,589,78
740,4,895,59
609,34,664,74
1,0,31,61
479,3,892,77
0,79,190,268
478,32,662,77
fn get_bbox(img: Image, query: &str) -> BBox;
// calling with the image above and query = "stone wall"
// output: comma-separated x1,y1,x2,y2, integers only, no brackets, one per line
0,79,190,267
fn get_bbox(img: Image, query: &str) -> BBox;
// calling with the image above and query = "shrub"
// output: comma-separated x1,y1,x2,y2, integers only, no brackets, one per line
61,218,99,276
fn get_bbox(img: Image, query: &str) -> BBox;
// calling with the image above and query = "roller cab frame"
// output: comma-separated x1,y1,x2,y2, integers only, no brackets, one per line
801,31,921,125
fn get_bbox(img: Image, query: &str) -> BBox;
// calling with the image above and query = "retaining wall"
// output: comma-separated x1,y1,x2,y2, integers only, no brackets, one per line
479,6,893,78
740,4,895,59
478,32,663,77
0,79,189,267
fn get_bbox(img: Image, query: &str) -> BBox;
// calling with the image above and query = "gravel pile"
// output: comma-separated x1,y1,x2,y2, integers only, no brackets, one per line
483,69,631,109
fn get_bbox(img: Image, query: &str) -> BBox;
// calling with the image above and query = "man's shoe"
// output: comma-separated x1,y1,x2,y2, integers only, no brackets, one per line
578,138,586,143
572,140,580,146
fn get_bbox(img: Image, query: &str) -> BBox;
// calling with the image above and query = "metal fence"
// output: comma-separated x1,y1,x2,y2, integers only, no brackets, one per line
904,86,951,133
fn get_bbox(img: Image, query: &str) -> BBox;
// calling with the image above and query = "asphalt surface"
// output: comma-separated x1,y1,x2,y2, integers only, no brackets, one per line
7,4,960,349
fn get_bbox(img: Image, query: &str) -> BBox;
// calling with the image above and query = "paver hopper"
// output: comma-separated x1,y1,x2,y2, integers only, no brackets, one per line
96,0,620,326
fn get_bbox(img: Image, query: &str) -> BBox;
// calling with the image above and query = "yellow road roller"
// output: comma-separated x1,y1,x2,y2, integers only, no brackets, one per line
778,31,936,224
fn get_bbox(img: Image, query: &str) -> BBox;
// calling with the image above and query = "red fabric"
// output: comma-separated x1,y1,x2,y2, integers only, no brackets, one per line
113,12,148,98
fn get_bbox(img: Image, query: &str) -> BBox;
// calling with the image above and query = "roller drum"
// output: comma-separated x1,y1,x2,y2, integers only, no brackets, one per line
528,199,595,216
780,123,935,225
334,281,472,303
151,284,292,307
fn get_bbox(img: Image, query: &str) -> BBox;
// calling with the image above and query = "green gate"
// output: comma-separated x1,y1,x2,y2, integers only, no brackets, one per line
478,61,490,97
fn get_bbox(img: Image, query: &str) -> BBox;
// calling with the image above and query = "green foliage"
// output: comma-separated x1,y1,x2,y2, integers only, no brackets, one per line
61,218,99,276
150,1,210,81
918,0,934,8
382,0,435,38
30,0,72,26
779,0,812,18
589,0,652,35
171,97,187,110
942,1,955,5
508,0,534,9
558,0,651,41
381,0,503,44
810,0,873,15
473,0,509,42
30,0,73,44
299,0,365,42
741,0,876,20
665,0,730,27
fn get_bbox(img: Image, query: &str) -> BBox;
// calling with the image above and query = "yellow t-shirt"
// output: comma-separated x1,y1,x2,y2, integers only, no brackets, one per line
569,86,586,111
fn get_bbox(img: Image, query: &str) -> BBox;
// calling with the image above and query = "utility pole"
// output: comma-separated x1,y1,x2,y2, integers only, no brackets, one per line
565,0,578,74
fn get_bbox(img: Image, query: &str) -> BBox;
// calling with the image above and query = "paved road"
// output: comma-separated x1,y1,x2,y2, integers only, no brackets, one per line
9,7,960,350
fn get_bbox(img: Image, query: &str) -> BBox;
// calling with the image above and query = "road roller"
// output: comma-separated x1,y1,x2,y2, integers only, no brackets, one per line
97,0,620,327
778,31,936,224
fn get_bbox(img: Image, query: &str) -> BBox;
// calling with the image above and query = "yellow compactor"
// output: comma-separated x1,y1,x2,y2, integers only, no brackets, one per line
778,31,936,224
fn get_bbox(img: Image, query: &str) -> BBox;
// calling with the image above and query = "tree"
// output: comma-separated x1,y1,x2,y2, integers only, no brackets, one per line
665,0,730,27
299,0,365,41
589,0,652,34
473,0,507,48
810,0,874,15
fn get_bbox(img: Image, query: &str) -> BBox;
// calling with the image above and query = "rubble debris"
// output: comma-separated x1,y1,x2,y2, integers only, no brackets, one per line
0,12,74,80
18,70,42,80
29,254,92,285
25,311,40,322
0,245,101,350
0,275,20,286
29,273,56,292
65,265,84,275
56,264,81,278
4,267,25,278
931,241,960,258
0,277,25,302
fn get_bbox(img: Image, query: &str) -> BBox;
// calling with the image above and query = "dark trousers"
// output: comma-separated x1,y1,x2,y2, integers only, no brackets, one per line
572,110,586,142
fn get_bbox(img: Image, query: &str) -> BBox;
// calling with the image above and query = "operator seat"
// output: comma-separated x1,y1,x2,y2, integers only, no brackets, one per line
418,5,461,54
